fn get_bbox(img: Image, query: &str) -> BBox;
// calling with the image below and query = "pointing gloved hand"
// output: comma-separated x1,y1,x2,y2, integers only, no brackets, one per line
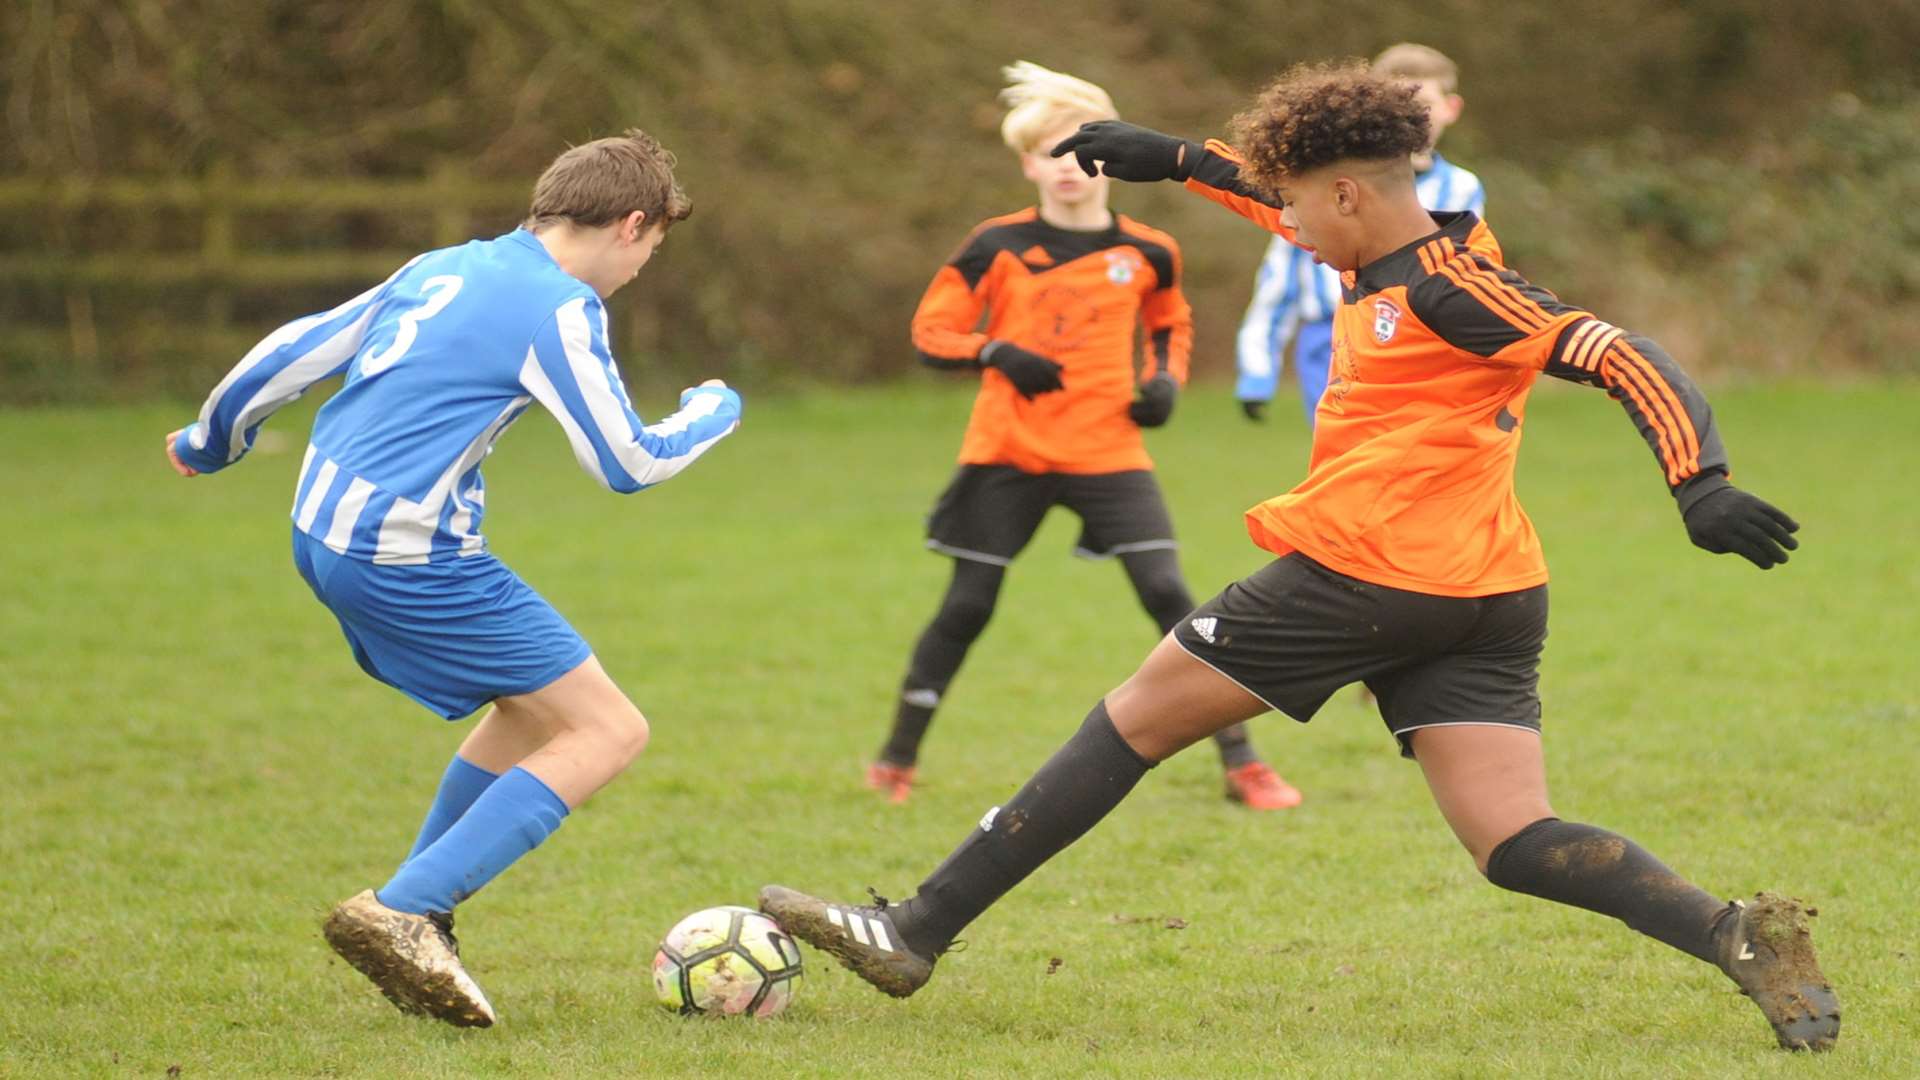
981,341,1065,399
1050,121,1201,184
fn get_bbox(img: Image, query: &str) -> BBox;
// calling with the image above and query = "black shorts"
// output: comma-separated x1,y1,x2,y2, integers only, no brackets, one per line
925,465,1177,565
1172,553,1548,757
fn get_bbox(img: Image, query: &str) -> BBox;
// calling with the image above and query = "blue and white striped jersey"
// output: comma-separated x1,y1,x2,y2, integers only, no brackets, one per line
1235,152,1486,401
174,227,742,565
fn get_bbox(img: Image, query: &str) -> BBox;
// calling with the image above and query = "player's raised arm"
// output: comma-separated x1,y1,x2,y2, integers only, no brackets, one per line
1050,122,1303,243
518,294,741,494
1407,248,1800,569
166,269,408,476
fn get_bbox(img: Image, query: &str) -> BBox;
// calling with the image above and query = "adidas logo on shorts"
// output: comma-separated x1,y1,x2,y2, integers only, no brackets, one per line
824,907,895,952
1190,616,1218,644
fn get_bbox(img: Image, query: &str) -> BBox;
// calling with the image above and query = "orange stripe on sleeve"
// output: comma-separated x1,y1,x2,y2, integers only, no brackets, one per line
1459,258,1554,329
1437,259,1543,334
1613,340,1703,473
1568,322,1623,373
1181,139,1294,239
1601,346,1689,483
1560,321,1606,371
1589,328,1625,371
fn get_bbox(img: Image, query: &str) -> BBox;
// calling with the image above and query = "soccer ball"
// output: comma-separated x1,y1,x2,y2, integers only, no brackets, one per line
653,906,803,1017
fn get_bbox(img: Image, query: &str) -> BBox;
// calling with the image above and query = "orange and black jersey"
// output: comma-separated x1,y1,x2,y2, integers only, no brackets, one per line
1184,140,1727,596
912,207,1192,475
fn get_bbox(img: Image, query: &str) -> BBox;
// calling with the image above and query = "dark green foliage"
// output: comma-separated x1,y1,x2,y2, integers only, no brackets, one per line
2,1,1915,399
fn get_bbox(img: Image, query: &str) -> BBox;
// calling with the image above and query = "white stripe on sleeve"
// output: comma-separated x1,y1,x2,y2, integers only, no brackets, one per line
518,346,614,490
225,304,383,458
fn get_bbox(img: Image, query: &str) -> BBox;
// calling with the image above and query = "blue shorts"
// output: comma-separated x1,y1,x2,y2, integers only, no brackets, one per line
291,529,592,719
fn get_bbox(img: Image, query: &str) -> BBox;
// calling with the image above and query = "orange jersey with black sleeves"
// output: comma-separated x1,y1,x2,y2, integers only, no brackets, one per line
912,208,1192,474
1185,141,1728,597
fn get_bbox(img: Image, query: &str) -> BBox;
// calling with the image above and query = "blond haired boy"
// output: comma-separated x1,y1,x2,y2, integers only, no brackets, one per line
866,62,1298,810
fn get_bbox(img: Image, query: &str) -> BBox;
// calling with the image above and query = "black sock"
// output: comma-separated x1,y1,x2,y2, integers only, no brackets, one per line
895,700,1154,954
880,693,938,767
1485,817,1734,964
1212,723,1258,768
878,560,1004,766
1120,548,1260,770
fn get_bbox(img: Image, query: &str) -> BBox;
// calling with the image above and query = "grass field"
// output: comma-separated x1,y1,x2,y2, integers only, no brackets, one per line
3,381,1916,1078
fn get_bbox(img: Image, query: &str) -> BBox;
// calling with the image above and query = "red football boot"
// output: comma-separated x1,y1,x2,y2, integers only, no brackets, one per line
1224,761,1302,810
864,761,917,805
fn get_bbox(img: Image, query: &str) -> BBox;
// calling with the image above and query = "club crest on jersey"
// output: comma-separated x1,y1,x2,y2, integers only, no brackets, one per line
1105,251,1138,284
1372,298,1402,344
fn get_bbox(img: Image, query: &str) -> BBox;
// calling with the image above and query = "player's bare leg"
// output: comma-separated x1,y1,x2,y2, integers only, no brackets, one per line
1115,550,1300,810
1104,633,1271,759
483,654,651,806
1406,724,1554,871
1412,724,1839,1051
765,636,1266,995
327,656,650,1025
455,705,553,777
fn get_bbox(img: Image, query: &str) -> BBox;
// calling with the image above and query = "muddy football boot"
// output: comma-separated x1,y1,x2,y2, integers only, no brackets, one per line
322,889,496,1027
1714,892,1840,1051
758,885,935,998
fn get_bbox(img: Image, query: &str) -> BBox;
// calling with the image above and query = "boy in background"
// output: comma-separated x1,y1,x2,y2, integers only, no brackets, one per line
868,61,1298,810
1236,43,1484,424
165,130,741,1027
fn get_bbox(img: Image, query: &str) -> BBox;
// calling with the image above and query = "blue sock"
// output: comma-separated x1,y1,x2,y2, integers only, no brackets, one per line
377,767,569,915
404,755,502,863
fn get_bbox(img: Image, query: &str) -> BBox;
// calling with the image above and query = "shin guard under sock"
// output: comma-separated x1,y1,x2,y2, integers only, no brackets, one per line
378,767,569,915
404,755,501,862
1486,817,1731,963
897,700,1153,954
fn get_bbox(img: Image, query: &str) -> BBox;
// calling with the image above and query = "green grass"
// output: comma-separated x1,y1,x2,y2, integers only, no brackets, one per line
2,381,1916,1078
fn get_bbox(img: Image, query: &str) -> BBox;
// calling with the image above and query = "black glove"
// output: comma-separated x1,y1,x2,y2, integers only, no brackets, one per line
1240,399,1267,423
1129,373,1178,428
981,341,1064,399
1677,474,1800,569
1050,121,1200,184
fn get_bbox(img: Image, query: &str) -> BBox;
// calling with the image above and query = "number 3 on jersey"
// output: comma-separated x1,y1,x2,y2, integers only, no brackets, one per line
359,275,464,377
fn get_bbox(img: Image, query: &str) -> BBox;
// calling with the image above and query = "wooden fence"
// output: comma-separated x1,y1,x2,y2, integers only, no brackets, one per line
0,168,529,398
